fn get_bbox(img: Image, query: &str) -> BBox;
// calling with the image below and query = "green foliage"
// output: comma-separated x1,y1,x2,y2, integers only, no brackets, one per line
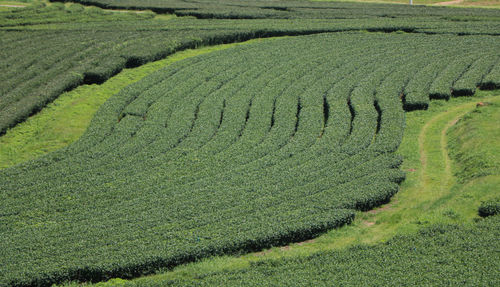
448,102,500,182
60,90,500,287
1,0,500,134
481,62,500,89
1,2,500,286
446,101,500,219
0,40,262,169
479,199,500,217
130,216,500,286
1,31,499,286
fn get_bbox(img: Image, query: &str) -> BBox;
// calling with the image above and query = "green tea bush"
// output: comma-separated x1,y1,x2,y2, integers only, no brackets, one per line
156,216,500,286
479,199,500,217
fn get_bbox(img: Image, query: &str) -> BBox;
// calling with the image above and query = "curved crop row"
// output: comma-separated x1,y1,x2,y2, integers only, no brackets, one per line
0,32,498,287
164,216,500,286
1,3,499,134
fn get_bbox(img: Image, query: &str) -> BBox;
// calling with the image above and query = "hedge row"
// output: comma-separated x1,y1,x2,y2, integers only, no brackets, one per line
479,200,500,217
159,216,500,287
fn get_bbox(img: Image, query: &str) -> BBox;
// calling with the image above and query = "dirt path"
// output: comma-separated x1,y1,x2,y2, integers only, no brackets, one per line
434,0,464,5
108,9,148,14
0,4,26,7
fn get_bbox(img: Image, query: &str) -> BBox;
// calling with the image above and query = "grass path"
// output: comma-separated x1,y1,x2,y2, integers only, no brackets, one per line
417,103,473,213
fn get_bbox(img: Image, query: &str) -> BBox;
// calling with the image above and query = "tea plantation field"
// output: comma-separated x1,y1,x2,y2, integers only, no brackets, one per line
1,1,499,134
0,1,499,287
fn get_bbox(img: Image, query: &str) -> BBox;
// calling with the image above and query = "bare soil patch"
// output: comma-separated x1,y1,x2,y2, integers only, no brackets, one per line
368,200,397,214
0,4,26,7
296,239,315,246
254,249,272,256
434,0,464,5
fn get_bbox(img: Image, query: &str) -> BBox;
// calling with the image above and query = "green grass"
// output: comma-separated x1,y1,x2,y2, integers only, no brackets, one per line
0,38,276,170
57,89,500,286
446,99,500,215
448,100,500,182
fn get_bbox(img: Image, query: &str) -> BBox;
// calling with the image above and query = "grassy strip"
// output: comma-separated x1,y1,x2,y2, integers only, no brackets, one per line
448,99,500,216
61,89,500,286
0,38,275,169
448,100,500,181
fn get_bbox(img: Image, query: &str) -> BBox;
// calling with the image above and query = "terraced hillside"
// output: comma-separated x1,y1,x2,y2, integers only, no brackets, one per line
1,32,499,287
2,1,500,287
1,1,500,134
111,97,500,286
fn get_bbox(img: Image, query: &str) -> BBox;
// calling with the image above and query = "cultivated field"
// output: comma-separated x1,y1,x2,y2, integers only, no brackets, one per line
0,1,499,287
